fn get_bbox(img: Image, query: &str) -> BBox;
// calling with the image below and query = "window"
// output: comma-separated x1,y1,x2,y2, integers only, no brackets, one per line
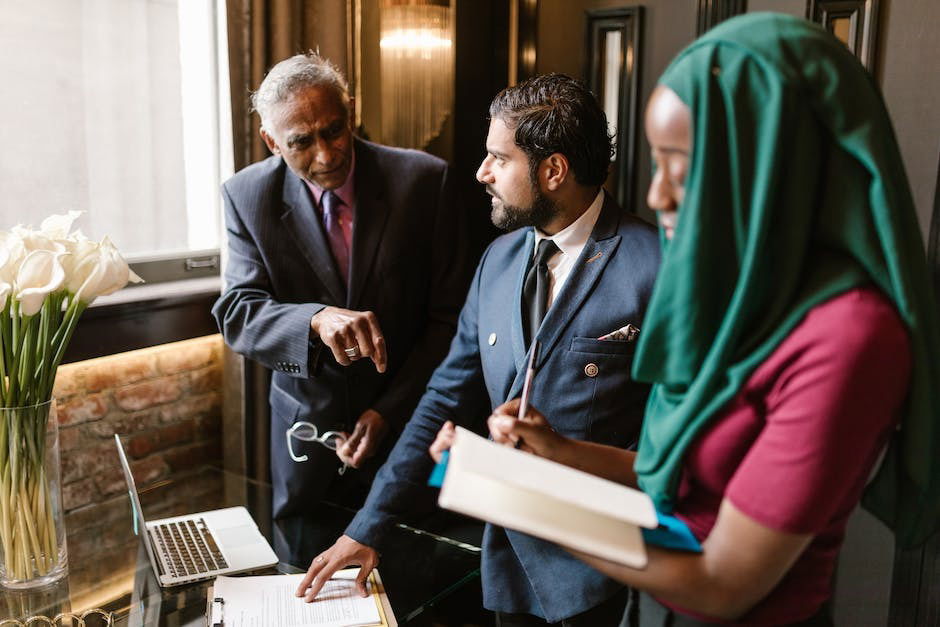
0,0,232,283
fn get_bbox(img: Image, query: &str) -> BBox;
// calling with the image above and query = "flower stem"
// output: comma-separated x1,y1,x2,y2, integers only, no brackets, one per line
0,463,12,575
0,289,87,581
0,301,12,401
0,403,59,580
18,483,44,573
42,298,86,401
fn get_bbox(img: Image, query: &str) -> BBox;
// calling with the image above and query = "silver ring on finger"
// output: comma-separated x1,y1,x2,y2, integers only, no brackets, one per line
315,556,325,563
344,345,361,358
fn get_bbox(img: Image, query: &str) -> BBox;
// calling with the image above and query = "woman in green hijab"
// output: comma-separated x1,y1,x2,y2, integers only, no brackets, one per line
482,12,940,626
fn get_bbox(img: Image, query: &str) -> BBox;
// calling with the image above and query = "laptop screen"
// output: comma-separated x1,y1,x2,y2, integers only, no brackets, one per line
114,434,161,573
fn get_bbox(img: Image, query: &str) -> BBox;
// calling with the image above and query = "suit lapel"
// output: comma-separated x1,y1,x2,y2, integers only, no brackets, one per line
510,230,536,370
280,167,346,304
348,140,391,308
506,193,623,399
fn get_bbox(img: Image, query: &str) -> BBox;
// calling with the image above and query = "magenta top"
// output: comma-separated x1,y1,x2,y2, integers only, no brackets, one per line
660,287,911,625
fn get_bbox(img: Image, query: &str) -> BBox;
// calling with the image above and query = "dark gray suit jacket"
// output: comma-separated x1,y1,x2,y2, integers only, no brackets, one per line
212,138,471,517
345,192,661,621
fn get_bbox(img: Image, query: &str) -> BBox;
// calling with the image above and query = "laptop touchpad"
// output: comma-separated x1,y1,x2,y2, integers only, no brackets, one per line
216,525,262,549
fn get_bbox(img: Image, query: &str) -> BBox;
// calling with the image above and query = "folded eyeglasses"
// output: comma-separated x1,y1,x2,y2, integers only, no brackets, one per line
286,421,349,475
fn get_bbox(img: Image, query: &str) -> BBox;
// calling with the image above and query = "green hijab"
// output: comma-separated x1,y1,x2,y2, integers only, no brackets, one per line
632,13,940,548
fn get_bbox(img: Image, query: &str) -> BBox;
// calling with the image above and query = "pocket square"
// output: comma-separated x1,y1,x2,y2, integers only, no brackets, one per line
598,323,640,342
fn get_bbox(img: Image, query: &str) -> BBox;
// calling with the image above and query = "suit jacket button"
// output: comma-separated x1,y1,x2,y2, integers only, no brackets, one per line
584,363,599,377
488,333,497,346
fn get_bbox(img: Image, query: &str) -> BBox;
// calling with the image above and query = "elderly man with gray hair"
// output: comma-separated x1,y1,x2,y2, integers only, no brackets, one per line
213,52,471,521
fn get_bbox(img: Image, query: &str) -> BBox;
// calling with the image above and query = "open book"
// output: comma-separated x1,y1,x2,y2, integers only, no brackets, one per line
208,568,396,627
437,427,660,568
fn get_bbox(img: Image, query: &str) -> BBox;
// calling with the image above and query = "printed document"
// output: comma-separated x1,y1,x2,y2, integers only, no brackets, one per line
211,569,384,627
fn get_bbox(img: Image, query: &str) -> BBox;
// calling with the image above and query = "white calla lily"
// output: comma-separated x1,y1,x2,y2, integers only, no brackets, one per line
39,211,84,240
73,236,143,303
0,282,11,311
61,234,101,294
11,225,66,255
0,231,27,284
0,213,142,583
14,249,67,316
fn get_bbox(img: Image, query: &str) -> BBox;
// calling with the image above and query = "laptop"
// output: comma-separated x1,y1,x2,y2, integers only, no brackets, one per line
115,434,279,587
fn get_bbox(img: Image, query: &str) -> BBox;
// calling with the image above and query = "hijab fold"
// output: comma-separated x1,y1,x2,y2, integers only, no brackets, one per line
632,13,940,548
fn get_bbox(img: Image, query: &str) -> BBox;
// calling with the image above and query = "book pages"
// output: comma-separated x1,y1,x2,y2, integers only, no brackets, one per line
439,427,657,568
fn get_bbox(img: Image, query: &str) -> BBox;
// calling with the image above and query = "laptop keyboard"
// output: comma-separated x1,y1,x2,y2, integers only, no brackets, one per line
152,518,229,579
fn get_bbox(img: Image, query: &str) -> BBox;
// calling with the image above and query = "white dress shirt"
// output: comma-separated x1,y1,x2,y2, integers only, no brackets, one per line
533,189,604,310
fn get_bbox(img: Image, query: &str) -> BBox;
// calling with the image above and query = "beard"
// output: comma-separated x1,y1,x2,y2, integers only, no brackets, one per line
489,185,561,232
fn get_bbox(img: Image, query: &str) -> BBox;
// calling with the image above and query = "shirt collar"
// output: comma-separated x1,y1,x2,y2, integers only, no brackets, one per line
303,148,357,209
534,189,604,258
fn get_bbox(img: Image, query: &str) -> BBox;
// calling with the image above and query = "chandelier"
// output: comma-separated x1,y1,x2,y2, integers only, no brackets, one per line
379,0,454,149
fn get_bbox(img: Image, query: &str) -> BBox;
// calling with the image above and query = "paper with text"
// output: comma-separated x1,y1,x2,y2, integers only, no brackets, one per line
212,569,382,627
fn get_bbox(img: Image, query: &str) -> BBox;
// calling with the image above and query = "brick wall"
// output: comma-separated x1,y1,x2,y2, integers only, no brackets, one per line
51,334,225,601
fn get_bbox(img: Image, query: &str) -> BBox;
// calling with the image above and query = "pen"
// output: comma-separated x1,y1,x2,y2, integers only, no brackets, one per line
515,341,540,449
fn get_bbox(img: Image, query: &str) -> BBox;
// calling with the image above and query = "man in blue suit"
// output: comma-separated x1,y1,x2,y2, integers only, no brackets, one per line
212,53,470,519
296,74,661,625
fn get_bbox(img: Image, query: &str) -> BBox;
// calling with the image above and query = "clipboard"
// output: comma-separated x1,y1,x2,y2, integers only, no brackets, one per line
206,568,397,627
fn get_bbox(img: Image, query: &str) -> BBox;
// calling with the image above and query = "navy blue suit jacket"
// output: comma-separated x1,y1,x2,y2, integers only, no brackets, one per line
212,138,471,517
345,192,661,621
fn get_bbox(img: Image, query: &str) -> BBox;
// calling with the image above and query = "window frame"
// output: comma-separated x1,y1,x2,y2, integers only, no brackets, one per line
59,0,233,362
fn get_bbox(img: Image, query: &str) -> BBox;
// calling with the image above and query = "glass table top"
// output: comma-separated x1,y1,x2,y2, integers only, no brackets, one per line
0,466,485,626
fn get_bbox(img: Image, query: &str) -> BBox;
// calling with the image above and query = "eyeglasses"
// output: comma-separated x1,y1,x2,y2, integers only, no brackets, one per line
286,421,348,474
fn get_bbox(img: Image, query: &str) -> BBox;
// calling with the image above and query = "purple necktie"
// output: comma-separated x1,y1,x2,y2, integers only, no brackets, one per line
321,190,349,285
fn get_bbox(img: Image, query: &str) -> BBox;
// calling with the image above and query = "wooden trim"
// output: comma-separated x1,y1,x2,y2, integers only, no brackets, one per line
381,0,450,6
696,0,747,36
513,0,539,82
584,7,643,212
807,0,881,70
62,286,220,364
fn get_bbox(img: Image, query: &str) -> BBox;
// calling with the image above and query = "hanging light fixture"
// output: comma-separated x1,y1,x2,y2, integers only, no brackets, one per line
379,0,454,149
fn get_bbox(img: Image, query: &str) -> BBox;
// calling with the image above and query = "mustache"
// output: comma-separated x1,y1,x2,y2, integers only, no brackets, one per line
312,165,342,175
486,185,501,200
310,158,349,176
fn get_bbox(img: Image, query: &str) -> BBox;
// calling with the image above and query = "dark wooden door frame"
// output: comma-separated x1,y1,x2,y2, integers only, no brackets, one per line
583,7,643,213
697,0,747,35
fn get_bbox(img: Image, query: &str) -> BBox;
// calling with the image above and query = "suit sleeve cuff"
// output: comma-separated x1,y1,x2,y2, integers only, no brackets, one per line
344,510,396,550
370,396,405,432
272,303,326,377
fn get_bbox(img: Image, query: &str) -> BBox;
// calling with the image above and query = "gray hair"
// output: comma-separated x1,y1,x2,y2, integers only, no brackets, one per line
251,52,351,131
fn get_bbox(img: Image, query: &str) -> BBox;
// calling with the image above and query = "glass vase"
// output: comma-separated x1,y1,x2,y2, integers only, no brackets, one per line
0,400,68,588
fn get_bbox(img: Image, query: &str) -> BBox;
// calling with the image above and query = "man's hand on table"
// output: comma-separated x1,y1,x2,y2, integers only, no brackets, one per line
296,535,379,600
336,409,388,468
310,306,387,372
